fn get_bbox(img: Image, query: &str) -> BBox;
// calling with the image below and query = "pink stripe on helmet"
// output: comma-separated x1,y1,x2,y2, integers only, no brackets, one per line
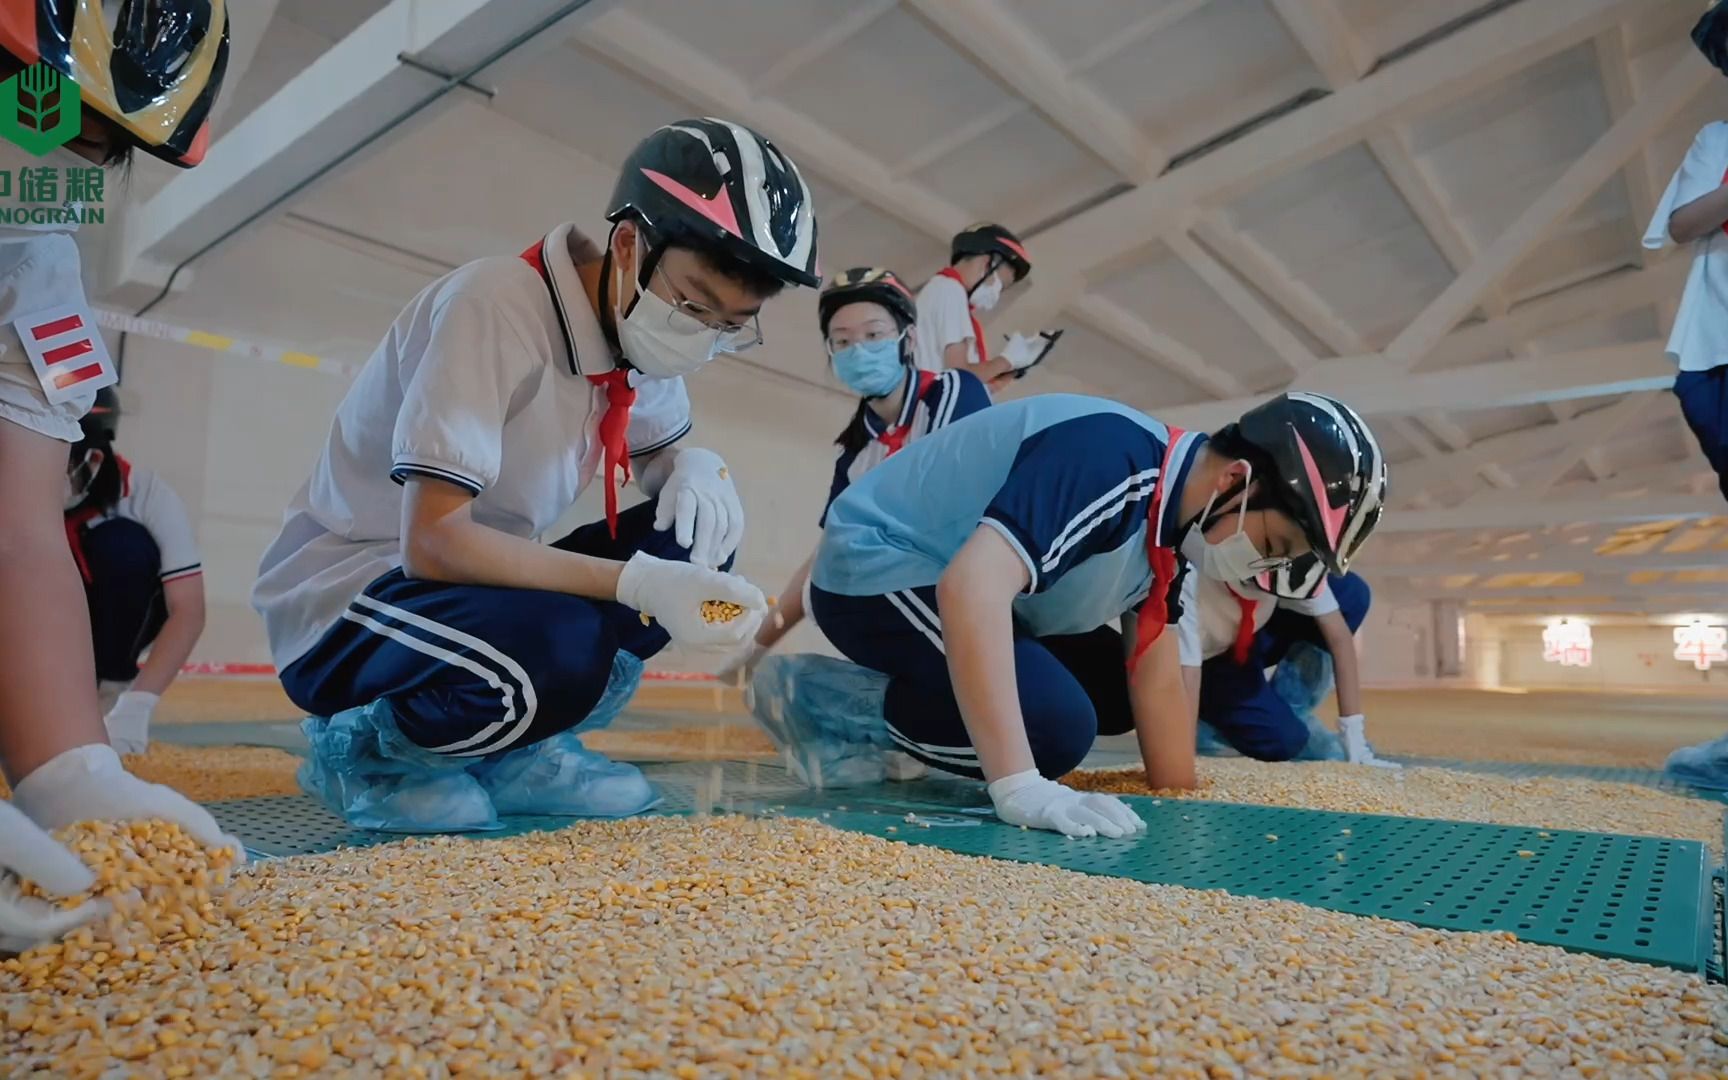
998,236,1030,263
1295,432,1349,553
642,168,742,238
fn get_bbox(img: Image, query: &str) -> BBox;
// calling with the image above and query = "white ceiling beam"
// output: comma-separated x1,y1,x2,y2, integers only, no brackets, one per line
1159,340,1674,431
1005,0,1656,333
1272,0,1509,320
582,9,1198,392
902,0,1162,182
1593,25,1661,253
1520,393,1659,496
1381,492,1712,533
1191,216,1368,355
1386,58,1712,369
892,100,1026,178
1166,232,1315,374
1428,256,1688,369
1071,295,1244,399
583,10,963,240
1397,393,1661,498
1268,0,1372,85
750,0,896,95
1367,131,1511,318
1409,411,1518,493
1071,0,1211,75
207,0,284,134
110,0,615,301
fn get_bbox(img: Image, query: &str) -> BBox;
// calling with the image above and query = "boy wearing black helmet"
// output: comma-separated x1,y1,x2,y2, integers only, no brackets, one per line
913,223,1060,390
719,267,991,688
750,391,1386,839
253,118,821,832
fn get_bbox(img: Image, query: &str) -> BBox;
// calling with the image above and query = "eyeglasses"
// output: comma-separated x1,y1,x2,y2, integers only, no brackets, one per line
1245,554,1294,574
655,264,764,352
825,325,905,356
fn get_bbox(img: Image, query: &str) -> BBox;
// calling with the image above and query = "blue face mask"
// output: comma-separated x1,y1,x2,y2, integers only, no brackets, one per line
830,337,906,398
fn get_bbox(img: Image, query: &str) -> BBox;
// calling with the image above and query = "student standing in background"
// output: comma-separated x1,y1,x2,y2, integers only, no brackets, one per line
1645,119,1728,505
913,223,1060,391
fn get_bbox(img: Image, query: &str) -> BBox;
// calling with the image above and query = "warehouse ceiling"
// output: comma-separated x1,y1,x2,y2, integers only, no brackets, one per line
94,0,1722,613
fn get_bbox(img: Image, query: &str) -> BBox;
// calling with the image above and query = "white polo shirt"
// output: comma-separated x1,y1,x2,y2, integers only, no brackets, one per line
912,273,982,373
1177,571,1338,667
252,224,692,669
95,460,202,583
1645,121,1728,373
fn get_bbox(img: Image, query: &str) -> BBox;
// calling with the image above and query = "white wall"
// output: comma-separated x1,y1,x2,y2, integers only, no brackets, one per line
1497,621,1728,691
1355,595,1431,686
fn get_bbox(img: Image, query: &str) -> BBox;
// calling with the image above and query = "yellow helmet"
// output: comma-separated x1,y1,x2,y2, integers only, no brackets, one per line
0,0,230,167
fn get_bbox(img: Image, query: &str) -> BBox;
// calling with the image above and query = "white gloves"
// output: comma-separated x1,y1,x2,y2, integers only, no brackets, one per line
1001,330,1061,374
652,447,745,569
11,744,246,862
987,769,1147,839
617,552,766,651
1340,714,1400,769
0,802,107,954
715,641,769,686
104,690,157,756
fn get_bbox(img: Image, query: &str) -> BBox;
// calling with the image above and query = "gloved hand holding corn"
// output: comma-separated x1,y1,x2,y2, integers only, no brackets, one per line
616,551,767,650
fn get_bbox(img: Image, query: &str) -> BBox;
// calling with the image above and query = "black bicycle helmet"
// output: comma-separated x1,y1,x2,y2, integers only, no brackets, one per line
1695,1,1728,75
0,0,231,167
1231,392,1386,576
607,117,820,289
818,267,916,338
79,385,120,442
950,222,1031,283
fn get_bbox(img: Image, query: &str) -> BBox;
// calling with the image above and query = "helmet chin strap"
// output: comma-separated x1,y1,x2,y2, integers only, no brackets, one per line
965,254,1003,297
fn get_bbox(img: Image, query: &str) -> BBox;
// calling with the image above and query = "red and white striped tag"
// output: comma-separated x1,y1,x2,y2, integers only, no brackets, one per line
17,303,116,406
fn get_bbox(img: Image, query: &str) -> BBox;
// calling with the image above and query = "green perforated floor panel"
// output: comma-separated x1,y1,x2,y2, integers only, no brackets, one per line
206,760,1712,974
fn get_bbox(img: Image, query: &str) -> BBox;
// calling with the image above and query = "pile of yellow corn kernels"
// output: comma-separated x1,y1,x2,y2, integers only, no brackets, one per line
1068,759,1726,854
4,815,1723,1077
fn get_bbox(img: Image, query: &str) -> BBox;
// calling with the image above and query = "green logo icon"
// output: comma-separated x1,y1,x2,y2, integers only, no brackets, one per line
0,64,80,156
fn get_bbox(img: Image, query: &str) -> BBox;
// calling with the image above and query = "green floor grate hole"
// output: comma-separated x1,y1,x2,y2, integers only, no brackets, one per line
206,760,1712,974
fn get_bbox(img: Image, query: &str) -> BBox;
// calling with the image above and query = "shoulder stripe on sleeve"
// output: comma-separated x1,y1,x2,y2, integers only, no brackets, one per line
931,370,961,431
628,418,692,459
160,564,203,583
391,463,483,496
1040,467,1159,573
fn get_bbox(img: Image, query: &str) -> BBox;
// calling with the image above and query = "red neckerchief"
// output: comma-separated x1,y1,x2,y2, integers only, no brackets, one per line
1720,165,1728,235
1128,428,1185,677
1229,588,1259,665
875,370,938,456
63,456,131,585
520,241,634,538
936,267,990,368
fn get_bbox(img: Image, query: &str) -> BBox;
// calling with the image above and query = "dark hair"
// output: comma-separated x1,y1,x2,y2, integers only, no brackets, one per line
667,234,787,299
833,399,873,457
1208,423,1293,516
67,431,122,514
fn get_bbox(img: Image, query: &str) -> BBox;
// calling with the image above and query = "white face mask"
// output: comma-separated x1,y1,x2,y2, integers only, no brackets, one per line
970,272,1002,311
613,235,723,379
1182,462,1289,583
63,449,97,511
